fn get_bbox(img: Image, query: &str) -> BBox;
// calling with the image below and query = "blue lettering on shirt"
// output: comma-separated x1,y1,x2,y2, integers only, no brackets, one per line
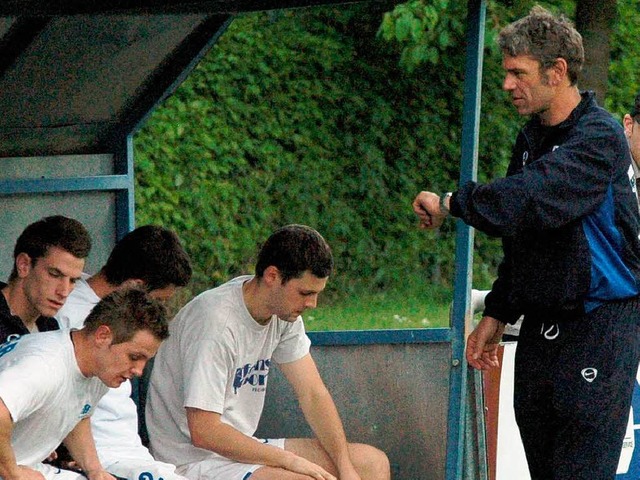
0,337,20,359
138,472,164,480
233,359,271,394
79,404,92,417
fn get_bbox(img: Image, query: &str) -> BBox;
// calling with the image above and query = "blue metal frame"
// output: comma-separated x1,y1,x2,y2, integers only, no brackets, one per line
0,16,234,242
114,16,233,241
446,0,486,478
115,15,233,241
309,328,451,346
312,6,487,476
113,136,136,241
0,176,129,194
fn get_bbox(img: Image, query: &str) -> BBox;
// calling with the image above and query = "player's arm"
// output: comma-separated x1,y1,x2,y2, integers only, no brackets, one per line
0,398,43,480
186,408,334,479
279,353,360,480
62,417,114,480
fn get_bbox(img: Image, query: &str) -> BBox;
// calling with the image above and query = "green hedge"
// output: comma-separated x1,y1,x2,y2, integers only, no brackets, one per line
134,1,640,300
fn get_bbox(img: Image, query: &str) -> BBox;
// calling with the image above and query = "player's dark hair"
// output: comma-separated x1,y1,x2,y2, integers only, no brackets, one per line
255,225,333,283
10,215,91,281
83,287,169,344
101,225,192,291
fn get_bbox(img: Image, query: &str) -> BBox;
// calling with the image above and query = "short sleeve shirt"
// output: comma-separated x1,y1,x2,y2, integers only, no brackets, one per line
146,276,311,467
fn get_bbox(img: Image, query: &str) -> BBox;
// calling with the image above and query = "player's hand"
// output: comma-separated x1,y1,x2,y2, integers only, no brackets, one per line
57,460,82,473
44,451,57,463
336,468,362,480
84,467,116,480
466,316,504,371
412,191,446,230
284,454,337,480
6,466,45,480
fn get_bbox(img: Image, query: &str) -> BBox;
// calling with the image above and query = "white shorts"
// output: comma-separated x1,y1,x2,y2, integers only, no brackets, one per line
104,457,187,480
33,463,86,480
176,438,286,480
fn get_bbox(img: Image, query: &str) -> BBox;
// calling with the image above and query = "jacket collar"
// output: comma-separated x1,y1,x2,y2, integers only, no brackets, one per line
529,90,596,130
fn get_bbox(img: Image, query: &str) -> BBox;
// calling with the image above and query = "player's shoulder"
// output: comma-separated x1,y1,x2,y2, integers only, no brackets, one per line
0,331,68,378
176,277,248,325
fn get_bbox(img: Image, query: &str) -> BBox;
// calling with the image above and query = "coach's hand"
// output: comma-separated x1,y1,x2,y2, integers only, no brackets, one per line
412,191,447,230
466,316,504,370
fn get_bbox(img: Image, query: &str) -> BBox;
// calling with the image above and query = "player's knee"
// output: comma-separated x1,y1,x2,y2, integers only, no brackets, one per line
351,443,391,479
370,447,391,480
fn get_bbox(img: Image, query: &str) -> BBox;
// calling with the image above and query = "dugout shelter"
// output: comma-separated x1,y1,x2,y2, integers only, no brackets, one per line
0,1,488,479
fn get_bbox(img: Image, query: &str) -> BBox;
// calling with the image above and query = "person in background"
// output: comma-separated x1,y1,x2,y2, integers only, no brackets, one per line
0,287,168,480
623,92,640,198
0,215,91,343
413,6,640,480
146,224,390,480
56,225,192,480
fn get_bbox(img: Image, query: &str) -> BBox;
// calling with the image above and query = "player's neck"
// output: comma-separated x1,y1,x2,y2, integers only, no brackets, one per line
2,282,40,326
70,330,94,377
242,278,272,325
87,272,116,299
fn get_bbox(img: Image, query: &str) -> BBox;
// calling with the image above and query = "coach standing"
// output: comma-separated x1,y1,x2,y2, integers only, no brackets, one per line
413,6,640,480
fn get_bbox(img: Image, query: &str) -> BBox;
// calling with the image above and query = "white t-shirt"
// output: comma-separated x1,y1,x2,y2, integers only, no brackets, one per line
55,274,98,330
146,275,311,468
55,275,155,467
0,330,107,466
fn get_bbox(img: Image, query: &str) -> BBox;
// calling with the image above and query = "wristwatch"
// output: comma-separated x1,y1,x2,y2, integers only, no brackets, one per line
440,192,452,215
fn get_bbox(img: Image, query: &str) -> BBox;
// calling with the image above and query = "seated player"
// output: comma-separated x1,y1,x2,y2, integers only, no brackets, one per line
56,225,192,480
147,225,390,480
0,288,168,480
0,215,91,343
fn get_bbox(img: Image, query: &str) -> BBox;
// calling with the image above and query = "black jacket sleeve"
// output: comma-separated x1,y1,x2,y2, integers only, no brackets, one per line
450,115,624,237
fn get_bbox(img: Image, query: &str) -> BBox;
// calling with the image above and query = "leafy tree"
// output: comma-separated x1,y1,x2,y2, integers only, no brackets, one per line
134,0,640,310
575,0,617,102
605,0,640,117
135,7,459,296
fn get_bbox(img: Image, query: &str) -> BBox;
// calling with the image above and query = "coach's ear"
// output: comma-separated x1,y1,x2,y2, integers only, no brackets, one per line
94,324,114,347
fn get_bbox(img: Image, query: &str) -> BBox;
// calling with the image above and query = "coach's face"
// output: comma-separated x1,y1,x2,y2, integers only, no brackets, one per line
502,54,557,122
94,327,161,388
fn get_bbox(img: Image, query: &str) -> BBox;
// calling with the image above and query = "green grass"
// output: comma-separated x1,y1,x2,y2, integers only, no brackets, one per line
304,283,453,331
168,279,455,331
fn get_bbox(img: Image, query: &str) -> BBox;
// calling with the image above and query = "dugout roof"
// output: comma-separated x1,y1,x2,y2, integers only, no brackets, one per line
0,0,368,156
